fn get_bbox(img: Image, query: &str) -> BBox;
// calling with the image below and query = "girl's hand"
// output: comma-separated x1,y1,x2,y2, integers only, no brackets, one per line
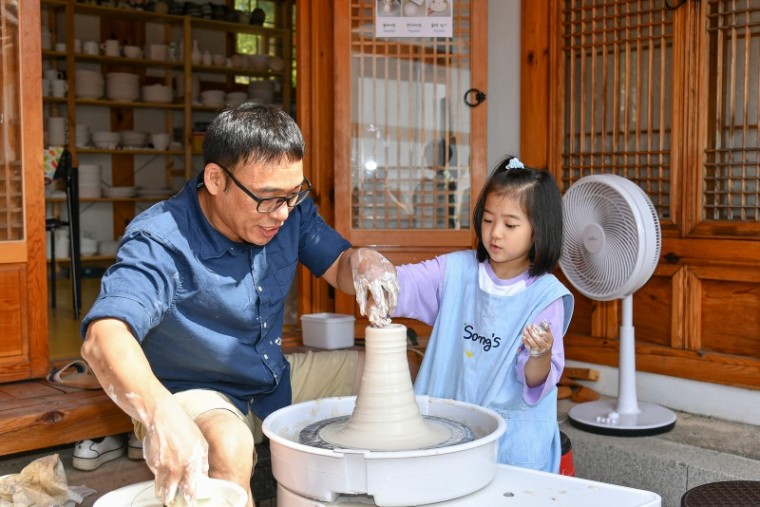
522,320,553,357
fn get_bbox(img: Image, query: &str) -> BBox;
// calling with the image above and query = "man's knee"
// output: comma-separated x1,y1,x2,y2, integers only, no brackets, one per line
197,410,255,472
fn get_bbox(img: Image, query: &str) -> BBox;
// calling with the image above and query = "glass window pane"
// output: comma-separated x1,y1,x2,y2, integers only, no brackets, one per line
350,0,472,230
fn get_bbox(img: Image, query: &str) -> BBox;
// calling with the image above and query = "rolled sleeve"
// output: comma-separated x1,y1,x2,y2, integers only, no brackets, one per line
81,231,179,341
296,197,351,276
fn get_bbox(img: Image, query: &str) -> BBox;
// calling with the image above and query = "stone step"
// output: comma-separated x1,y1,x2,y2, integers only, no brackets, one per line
559,398,760,507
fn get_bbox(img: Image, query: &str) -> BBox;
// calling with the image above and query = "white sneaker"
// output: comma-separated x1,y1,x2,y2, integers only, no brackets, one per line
72,435,127,471
127,432,144,460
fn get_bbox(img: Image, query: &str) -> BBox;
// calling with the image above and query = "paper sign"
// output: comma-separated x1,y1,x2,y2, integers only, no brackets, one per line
375,0,453,38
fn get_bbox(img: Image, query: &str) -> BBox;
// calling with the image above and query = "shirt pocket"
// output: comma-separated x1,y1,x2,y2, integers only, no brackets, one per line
497,406,555,470
258,261,297,327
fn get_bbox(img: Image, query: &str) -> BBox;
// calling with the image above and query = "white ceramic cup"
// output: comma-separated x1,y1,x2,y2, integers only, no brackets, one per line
55,42,66,52
41,30,52,51
151,133,170,151
51,79,68,98
75,124,89,148
148,44,167,61
47,117,67,146
101,39,120,57
83,41,99,55
44,69,63,81
42,78,52,96
123,45,142,59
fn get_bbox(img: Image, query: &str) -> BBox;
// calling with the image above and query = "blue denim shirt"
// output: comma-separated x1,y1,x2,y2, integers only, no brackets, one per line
81,175,351,418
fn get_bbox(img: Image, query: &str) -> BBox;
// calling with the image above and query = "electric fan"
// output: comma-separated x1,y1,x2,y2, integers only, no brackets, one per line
559,174,677,436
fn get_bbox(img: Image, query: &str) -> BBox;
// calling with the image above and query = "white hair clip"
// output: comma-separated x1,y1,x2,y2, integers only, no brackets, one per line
507,157,524,169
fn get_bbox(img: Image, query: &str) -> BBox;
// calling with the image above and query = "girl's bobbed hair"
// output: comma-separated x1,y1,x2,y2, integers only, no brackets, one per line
472,156,564,277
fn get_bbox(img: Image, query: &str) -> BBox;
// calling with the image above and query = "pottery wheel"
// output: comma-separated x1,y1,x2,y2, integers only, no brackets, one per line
299,414,474,451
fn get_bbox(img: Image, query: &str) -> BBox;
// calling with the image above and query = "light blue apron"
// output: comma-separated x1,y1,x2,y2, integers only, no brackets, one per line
414,250,573,472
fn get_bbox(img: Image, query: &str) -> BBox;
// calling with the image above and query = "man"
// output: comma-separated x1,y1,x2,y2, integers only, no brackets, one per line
80,103,398,506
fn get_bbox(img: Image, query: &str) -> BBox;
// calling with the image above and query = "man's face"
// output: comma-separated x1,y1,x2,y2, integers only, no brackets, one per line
205,158,305,245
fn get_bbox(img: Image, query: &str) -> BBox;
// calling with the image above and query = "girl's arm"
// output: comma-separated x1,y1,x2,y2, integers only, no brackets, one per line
515,299,566,404
392,255,447,326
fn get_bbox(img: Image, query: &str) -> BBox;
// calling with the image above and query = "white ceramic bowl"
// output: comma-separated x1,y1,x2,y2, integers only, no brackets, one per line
142,84,173,103
119,130,148,148
200,89,225,108
226,91,248,108
94,478,246,507
91,131,120,149
268,56,285,72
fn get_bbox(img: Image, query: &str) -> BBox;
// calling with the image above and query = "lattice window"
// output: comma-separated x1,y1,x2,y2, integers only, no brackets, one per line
0,0,24,241
561,0,674,220
349,0,472,230
704,0,760,221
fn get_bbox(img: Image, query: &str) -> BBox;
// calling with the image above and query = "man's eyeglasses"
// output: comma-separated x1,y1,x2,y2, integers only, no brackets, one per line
216,163,312,214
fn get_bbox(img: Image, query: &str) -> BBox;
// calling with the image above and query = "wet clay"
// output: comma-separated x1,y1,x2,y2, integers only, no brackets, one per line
320,324,451,450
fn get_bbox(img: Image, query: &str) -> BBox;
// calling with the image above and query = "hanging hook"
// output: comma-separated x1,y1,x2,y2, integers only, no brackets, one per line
463,88,486,108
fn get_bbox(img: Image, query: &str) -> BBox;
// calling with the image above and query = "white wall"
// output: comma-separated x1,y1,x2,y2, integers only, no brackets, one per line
487,0,520,171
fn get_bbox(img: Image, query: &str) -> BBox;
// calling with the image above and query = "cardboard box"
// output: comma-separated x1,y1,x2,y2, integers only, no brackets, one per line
300,313,355,349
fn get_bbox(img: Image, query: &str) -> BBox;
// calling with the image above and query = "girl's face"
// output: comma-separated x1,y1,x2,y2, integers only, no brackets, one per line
480,192,534,279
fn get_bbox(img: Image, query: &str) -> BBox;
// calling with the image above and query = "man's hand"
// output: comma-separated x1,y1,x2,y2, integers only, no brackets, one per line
350,248,399,327
143,404,209,506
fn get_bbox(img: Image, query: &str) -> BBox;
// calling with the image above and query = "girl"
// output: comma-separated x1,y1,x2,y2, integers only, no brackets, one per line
392,156,574,472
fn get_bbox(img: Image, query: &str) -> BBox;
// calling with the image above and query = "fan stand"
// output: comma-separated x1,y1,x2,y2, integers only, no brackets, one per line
568,295,677,436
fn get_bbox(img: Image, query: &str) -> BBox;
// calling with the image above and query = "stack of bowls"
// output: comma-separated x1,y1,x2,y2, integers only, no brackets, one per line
249,54,268,71
106,72,140,102
200,89,225,108
91,131,120,149
226,91,248,108
267,56,285,72
119,130,148,148
75,69,104,99
248,80,274,104
78,164,102,198
142,84,173,103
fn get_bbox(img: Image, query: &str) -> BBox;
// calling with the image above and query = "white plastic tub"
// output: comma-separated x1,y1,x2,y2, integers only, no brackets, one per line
262,395,506,506
300,313,355,349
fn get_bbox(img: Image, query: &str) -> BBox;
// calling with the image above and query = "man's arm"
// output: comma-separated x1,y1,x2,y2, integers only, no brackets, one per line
81,318,209,505
321,247,356,295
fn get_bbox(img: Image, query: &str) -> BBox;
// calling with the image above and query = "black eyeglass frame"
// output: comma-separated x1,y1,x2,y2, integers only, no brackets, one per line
215,162,312,213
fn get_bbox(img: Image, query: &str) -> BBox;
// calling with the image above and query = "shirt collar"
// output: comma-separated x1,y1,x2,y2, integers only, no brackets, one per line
189,171,257,260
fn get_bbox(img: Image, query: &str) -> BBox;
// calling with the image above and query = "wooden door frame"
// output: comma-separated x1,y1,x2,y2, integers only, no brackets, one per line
0,0,49,381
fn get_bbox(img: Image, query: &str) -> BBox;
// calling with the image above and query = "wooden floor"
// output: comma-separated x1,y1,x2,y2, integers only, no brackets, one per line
0,275,131,457
48,275,101,360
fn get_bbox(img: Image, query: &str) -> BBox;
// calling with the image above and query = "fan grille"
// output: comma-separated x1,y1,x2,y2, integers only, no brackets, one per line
560,175,661,301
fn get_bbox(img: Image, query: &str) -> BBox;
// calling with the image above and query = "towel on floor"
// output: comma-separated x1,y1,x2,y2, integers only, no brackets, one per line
0,454,95,507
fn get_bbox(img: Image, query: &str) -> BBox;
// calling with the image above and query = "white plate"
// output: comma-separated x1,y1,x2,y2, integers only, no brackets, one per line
94,479,246,507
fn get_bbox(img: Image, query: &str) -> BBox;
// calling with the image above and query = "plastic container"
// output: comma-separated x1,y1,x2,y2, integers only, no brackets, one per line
300,313,355,349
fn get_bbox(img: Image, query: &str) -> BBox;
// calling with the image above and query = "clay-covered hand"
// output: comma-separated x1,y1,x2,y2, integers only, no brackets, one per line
351,248,399,327
522,320,554,357
142,404,209,506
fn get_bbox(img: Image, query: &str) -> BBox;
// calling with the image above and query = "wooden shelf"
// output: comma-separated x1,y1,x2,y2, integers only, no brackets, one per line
46,195,172,203
48,255,115,264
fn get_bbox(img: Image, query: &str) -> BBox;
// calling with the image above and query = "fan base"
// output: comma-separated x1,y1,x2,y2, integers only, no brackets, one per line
568,400,677,436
